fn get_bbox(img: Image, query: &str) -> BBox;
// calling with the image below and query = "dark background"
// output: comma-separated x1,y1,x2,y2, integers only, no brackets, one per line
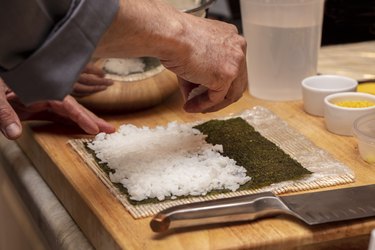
207,0,375,46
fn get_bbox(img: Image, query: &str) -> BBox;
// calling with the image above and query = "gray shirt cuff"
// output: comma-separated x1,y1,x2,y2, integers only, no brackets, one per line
0,0,119,104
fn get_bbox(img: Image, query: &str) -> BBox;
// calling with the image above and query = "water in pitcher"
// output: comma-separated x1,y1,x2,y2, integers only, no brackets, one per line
245,23,321,101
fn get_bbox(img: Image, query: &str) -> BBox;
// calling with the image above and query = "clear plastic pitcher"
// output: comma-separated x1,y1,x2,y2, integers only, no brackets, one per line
240,0,324,101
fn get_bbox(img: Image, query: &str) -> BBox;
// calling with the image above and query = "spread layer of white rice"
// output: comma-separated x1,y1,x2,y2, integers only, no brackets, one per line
88,122,251,201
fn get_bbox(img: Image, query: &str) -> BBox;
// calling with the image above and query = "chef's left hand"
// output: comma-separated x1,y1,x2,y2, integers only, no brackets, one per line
0,79,115,140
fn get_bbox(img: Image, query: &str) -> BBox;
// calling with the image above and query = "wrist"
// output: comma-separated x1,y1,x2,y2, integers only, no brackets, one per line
94,0,187,59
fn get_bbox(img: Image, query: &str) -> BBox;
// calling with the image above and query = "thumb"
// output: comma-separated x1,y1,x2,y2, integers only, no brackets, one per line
0,97,22,140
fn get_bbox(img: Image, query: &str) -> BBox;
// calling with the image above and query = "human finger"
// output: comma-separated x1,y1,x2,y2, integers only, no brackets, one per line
204,58,248,113
184,67,246,113
0,81,22,139
49,96,115,134
67,95,116,133
80,105,116,134
72,74,113,97
183,76,231,113
52,97,100,134
177,78,200,101
82,63,106,77
77,73,113,86
202,84,244,113
72,82,108,97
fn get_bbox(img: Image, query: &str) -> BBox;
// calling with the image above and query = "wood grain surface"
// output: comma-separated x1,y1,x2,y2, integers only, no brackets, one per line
16,87,375,249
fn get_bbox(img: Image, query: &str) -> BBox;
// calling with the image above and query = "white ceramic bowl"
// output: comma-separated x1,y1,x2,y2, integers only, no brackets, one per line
324,92,375,136
369,229,375,249
353,113,375,164
302,75,358,116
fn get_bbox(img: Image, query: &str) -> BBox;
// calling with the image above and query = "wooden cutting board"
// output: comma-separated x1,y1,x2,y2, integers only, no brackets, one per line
16,90,375,250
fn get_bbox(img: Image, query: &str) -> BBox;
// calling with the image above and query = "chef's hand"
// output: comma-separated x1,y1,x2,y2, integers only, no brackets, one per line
95,0,247,113
72,63,113,97
162,17,247,113
0,79,115,140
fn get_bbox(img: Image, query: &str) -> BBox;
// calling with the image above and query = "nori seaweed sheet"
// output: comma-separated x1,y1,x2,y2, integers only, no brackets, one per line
194,117,311,190
86,117,311,205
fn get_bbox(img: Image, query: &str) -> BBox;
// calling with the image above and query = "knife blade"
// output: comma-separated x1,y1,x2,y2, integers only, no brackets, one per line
150,185,375,233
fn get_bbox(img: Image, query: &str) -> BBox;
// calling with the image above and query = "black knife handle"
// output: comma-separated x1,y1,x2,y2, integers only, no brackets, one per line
150,192,291,233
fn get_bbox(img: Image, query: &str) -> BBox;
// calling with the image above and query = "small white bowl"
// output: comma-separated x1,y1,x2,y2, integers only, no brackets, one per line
324,92,375,136
369,229,375,249
353,113,375,164
302,75,358,116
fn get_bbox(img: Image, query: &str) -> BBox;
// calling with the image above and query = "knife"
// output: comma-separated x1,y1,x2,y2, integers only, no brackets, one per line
150,185,375,233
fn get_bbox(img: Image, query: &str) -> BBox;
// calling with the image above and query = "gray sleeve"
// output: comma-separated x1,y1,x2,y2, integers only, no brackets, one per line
0,0,119,104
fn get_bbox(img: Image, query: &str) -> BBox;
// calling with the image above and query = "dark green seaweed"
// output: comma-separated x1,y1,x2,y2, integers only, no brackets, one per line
194,117,311,190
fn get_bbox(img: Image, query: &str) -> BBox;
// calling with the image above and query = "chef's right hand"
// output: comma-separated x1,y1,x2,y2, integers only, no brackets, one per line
161,16,247,113
95,0,247,114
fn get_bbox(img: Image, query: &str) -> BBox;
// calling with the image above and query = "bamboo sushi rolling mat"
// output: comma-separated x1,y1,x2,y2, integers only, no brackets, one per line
69,106,354,219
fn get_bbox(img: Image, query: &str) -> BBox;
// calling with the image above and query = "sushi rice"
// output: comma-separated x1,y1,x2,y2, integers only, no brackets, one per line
88,122,251,201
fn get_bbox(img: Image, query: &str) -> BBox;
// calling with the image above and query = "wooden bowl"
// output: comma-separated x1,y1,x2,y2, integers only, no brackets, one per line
75,58,179,113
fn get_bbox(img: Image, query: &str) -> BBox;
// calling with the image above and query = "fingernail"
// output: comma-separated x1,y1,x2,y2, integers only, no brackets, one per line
183,105,197,113
4,123,21,139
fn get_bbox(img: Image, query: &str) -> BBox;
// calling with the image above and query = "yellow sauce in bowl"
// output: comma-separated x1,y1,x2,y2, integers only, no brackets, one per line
333,100,375,108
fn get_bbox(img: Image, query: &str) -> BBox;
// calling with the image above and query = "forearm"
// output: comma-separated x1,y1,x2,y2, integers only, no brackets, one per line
95,0,247,114
94,0,186,59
